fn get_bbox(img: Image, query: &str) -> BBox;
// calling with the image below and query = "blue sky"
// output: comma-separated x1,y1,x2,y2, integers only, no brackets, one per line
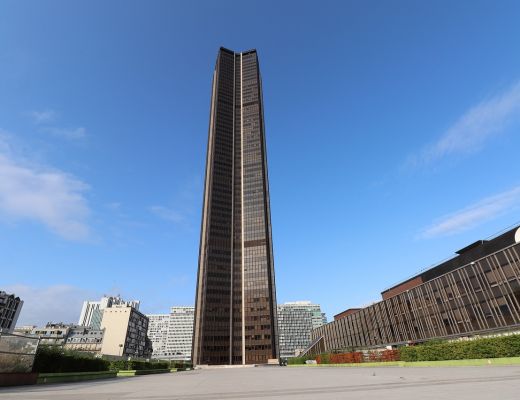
2,0,520,325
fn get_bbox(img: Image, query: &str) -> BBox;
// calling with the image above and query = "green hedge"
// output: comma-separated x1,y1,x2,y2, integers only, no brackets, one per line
33,346,109,373
109,360,169,371
170,361,193,369
316,353,331,364
287,356,311,365
400,335,520,362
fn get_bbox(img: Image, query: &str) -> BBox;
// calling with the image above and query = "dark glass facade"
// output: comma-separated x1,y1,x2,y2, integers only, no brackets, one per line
193,47,278,365
310,227,520,353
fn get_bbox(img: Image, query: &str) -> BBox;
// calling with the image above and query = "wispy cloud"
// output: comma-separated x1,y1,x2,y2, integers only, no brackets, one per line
25,109,86,140
408,81,520,167
4,284,99,326
149,205,184,223
43,126,87,140
26,109,57,124
421,186,520,238
0,133,91,240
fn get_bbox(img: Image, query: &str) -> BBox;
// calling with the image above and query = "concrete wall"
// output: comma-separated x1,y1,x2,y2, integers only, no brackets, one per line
100,308,130,356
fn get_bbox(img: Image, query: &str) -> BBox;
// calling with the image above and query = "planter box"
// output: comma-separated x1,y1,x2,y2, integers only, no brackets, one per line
117,369,171,377
37,371,117,384
0,373,38,386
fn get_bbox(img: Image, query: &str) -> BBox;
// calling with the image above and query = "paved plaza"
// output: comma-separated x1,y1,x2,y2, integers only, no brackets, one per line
1,365,520,400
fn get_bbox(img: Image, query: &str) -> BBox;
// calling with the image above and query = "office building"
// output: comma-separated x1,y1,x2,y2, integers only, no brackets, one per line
78,295,140,330
277,301,326,358
167,306,194,361
0,291,23,333
306,226,520,355
193,47,278,365
147,306,195,361
147,313,170,359
100,305,152,358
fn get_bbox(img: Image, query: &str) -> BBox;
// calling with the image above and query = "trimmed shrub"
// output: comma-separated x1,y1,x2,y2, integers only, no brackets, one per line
287,356,310,365
399,346,418,362
313,350,399,364
316,353,331,364
109,360,169,371
33,346,109,373
367,349,400,362
399,334,520,362
171,361,193,369
381,349,400,361
329,352,363,364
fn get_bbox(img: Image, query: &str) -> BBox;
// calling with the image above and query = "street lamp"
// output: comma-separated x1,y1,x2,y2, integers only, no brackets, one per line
118,343,123,357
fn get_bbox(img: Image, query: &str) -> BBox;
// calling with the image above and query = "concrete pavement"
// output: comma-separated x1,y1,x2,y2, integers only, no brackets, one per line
1,365,520,399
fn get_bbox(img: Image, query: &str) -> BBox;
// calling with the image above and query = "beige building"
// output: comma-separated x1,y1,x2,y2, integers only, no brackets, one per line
100,305,152,358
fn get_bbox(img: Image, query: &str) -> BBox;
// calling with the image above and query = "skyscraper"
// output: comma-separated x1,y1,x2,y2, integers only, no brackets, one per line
193,47,278,365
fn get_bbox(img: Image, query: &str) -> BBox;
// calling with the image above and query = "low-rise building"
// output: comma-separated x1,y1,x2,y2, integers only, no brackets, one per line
29,323,105,353
31,323,71,345
64,326,104,353
0,291,23,333
13,325,36,335
307,225,520,356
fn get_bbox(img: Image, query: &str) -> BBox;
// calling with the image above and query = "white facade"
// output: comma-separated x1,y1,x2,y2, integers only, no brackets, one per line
78,295,140,330
167,306,194,361
147,314,170,359
277,301,327,358
146,306,194,361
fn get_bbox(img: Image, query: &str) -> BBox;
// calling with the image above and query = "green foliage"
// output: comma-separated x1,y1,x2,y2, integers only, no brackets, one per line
33,346,109,373
108,360,128,371
287,356,311,365
316,353,331,364
170,360,193,370
108,360,169,371
399,334,520,362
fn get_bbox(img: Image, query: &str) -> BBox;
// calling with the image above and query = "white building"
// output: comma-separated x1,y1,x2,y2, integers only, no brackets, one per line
277,301,327,358
167,307,194,361
78,295,140,330
147,314,170,359
146,306,194,361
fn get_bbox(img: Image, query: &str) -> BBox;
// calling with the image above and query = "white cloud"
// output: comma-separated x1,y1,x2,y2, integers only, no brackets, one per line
409,81,520,166
149,205,184,223
4,284,99,326
44,126,87,140
0,134,91,240
27,109,57,124
421,186,520,238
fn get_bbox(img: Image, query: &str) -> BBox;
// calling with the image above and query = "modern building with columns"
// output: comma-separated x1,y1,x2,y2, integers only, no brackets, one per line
306,225,520,355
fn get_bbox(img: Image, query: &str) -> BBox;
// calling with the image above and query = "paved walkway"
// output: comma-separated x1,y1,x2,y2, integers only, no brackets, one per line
1,365,520,399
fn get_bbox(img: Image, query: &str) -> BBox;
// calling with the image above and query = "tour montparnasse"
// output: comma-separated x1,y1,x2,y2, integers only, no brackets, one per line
193,47,279,365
